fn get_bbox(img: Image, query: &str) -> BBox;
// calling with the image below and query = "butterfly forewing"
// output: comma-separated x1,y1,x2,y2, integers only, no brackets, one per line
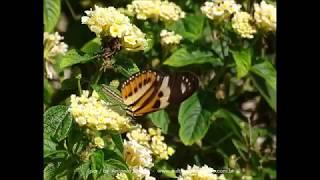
167,72,199,105
120,70,199,117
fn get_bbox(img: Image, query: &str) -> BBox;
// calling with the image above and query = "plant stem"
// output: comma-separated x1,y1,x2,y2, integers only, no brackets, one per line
93,70,103,85
65,0,80,20
76,74,82,95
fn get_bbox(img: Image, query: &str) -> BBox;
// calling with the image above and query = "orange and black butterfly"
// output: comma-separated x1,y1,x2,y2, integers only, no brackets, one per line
101,70,199,117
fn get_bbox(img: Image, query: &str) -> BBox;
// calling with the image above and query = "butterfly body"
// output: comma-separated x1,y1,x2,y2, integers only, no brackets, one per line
120,70,199,117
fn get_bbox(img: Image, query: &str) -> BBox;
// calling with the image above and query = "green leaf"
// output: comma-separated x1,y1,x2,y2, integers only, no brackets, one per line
213,109,243,139
44,0,60,32
178,92,213,145
74,161,91,180
44,137,67,158
148,110,170,134
44,163,58,180
250,73,276,111
59,49,98,69
250,60,276,91
231,48,252,79
154,160,177,178
81,37,102,54
103,159,131,180
263,167,276,179
232,139,248,160
111,134,124,153
164,48,222,67
44,78,54,105
103,149,125,163
44,105,72,142
91,150,105,179
114,57,140,77
167,15,205,42
104,159,128,170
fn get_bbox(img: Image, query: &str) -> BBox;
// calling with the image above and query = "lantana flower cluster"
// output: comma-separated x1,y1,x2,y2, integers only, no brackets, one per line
43,32,68,62
69,90,132,132
254,1,276,32
122,140,156,179
178,165,226,180
81,5,147,51
201,0,241,22
160,29,183,46
126,125,175,160
127,0,185,22
119,125,175,179
201,0,276,39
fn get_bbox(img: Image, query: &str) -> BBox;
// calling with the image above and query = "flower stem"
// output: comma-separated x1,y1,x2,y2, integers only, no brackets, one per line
76,74,82,95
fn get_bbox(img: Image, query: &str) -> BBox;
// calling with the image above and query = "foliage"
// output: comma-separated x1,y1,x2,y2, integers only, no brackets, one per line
43,0,276,179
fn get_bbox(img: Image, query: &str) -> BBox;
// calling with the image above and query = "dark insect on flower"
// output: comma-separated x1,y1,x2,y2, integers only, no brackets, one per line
100,37,122,71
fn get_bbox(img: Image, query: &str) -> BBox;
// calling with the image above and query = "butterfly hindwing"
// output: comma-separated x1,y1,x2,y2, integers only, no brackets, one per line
120,70,199,117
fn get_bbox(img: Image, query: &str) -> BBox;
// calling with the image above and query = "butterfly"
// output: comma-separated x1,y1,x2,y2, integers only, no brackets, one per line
101,70,199,117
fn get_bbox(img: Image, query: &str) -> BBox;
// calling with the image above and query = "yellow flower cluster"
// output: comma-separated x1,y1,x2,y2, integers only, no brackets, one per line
254,1,276,32
126,126,175,160
94,136,105,149
43,32,68,62
126,125,150,147
178,165,226,180
148,128,175,160
127,0,185,22
232,12,257,39
201,0,241,22
123,140,153,168
69,90,132,132
160,30,183,46
81,5,147,51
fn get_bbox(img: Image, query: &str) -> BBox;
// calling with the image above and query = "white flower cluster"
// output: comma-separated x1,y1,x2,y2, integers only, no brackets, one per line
43,32,68,62
178,165,226,180
127,0,185,22
254,1,276,32
232,11,257,39
201,0,241,21
126,125,175,160
69,90,132,132
202,0,276,39
160,30,183,46
81,5,147,51
122,140,156,179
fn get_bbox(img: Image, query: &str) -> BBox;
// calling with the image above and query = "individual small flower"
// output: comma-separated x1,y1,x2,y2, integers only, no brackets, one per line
132,167,156,180
232,11,256,39
116,172,129,180
81,5,147,51
201,0,241,22
69,90,132,132
254,1,276,32
126,125,151,147
123,140,153,168
94,136,105,149
178,165,218,180
127,0,185,22
44,32,68,62
160,30,183,46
